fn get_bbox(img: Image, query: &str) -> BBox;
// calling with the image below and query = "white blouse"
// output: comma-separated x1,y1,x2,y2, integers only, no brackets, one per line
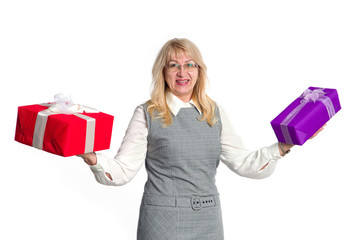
90,92,283,186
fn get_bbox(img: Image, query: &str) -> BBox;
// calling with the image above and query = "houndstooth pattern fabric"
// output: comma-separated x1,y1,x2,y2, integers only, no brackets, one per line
137,205,177,239
137,202,224,240
137,105,224,240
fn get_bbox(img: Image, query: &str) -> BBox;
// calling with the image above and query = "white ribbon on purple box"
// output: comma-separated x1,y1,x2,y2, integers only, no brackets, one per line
280,88,336,144
32,94,99,154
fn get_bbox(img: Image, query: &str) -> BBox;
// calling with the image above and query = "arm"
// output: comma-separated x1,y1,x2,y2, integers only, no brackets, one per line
79,105,148,186
218,105,283,179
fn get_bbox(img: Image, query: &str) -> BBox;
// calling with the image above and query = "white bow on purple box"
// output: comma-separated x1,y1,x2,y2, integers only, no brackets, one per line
271,87,341,145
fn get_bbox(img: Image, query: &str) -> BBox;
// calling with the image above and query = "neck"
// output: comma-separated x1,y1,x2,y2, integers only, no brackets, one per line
168,91,192,103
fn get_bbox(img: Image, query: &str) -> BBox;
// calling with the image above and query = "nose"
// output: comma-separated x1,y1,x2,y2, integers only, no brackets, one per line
177,65,187,77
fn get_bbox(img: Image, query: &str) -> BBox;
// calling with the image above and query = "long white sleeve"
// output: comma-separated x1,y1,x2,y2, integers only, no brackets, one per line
89,105,148,186
218,105,282,179
89,97,283,186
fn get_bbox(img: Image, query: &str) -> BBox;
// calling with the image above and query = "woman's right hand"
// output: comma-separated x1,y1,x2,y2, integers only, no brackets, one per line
78,152,113,180
78,152,97,165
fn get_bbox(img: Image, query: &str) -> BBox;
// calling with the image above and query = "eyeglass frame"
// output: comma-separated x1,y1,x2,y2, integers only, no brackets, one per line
164,62,200,72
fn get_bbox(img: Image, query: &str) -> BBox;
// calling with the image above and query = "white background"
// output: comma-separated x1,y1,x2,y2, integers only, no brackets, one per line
1,0,359,239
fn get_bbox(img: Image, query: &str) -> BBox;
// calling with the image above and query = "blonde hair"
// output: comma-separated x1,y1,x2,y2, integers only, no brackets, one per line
147,38,218,127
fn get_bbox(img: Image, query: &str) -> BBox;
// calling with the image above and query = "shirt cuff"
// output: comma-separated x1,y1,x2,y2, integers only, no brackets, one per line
269,142,283,161
89,152,114,184
89,162,103,172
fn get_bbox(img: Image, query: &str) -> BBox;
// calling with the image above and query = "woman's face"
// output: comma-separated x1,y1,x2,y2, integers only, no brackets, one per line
164,52,199,102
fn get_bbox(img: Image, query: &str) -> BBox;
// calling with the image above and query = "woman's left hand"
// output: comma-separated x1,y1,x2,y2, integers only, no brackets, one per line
278,124,326,156
310,124,326,139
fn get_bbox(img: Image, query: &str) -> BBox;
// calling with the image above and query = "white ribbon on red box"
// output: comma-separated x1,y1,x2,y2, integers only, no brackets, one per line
32,94,99,154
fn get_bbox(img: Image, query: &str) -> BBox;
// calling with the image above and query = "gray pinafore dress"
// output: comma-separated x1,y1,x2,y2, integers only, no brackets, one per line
137,104,224,240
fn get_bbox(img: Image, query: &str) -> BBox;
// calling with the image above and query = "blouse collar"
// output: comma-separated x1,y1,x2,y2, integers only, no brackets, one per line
166,91,202,116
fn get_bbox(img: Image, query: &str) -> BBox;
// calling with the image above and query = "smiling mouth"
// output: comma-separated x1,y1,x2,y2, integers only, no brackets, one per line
176,79,190,86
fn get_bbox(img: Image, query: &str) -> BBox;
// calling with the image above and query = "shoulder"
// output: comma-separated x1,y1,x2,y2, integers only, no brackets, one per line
136,100,152,114
131,101,151,120
140,100,148,109
212,100,225,118
130,104,146,121
135,101,153,126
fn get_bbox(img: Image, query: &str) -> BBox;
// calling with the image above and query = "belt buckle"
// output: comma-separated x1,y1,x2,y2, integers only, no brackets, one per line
191,196,202,211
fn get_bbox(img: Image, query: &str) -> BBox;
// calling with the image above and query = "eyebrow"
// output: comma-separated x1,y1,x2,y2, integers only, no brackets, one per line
168,59,195,63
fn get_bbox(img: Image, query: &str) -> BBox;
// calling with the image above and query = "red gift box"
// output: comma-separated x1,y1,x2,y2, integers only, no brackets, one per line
15,103,114,157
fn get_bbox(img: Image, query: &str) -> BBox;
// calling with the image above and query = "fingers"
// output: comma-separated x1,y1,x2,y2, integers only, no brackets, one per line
105,172,113,181
83,158,92,165
310,124,326,139
77,152,97,165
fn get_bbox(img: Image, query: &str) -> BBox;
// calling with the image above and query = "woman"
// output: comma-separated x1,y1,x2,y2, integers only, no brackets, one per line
79,38,322,239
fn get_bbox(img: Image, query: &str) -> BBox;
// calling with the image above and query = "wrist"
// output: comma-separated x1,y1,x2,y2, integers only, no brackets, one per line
278,142,293,156
83,152,97,165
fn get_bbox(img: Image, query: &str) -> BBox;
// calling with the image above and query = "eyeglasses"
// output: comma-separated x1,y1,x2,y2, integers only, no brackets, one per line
165,63,199,72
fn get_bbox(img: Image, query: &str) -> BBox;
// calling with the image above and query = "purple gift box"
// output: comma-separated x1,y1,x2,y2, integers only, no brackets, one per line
271,87,341,145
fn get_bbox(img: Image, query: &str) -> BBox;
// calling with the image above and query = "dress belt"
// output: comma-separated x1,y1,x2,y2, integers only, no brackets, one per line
143,194,219,211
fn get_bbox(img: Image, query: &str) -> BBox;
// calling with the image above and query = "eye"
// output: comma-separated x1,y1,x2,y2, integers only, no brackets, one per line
169,63,179,68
